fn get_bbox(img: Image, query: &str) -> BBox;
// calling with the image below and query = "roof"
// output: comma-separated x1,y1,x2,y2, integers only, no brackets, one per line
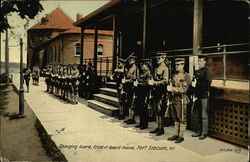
29,8,74,30
63,26,113,35
74,0,122,27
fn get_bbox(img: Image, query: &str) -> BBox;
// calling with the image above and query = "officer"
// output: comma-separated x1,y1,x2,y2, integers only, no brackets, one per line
134,59,152,129
79,64,87,98
86,62,96,99
149,53,168,136
111,58,126,120
191,55,213,140
123,56,139,124
167,58,191,143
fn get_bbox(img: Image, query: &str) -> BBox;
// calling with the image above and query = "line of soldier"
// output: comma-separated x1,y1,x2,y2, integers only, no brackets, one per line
42,62,97,104
111,53,212,143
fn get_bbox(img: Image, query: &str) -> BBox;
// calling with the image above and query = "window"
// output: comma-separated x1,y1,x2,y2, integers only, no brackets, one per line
75,43,81,56
97,44,103,56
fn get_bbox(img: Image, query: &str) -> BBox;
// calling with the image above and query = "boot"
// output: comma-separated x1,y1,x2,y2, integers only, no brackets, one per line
156,129,164,136
175,137,184,143
150,128,159,134
168,122,180,141
176,123,186,143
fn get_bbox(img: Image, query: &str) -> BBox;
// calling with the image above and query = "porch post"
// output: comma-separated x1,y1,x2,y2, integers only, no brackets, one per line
112,15,118,71
191,0,203,77
80,27,85,65
143,0,150,59
193,0,203,55
94,24,98,69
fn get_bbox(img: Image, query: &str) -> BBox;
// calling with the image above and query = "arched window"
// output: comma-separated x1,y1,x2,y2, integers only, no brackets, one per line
75,43,81,56
97,44,103,56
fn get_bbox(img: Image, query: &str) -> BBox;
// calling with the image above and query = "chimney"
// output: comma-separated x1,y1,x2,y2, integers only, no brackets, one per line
76,13,83,21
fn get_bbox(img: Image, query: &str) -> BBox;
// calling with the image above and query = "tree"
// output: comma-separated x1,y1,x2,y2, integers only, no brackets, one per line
0,0,44,33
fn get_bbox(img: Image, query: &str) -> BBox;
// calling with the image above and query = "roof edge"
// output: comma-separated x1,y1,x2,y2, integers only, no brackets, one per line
73,0,122,27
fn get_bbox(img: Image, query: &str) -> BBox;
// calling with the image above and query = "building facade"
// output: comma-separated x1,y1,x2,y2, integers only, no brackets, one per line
27,8,113,69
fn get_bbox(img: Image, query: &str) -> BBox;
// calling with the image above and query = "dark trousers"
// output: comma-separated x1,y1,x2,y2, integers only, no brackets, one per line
197,98,209,135
136,86,149,127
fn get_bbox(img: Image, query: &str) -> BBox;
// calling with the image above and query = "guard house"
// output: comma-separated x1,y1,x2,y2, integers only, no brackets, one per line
74,0,249,147
27,8,113,70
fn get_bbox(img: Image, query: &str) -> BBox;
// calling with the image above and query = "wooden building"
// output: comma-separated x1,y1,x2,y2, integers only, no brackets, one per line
74,0,249,147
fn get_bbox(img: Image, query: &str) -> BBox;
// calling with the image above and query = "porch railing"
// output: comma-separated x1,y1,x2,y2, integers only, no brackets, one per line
83,56,113,78
153,42,249,86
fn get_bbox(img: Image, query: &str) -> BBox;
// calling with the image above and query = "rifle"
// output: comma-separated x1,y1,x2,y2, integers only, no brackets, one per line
111,51,135,80
165,60,172,118
190,58,197,112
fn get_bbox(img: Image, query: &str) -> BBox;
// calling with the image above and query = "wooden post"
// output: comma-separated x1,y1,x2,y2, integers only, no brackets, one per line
80,27,84,65
112,15,118,71
193,0,203,55
94,24,98,69
143,0,150,59
191,0,203,77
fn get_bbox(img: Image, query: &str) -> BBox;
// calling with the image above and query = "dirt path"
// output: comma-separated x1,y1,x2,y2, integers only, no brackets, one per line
0,84,51,161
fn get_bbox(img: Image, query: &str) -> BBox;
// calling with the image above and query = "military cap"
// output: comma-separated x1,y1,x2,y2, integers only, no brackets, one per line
139,59,151,66
154,52,166,57
175,58,185,64
118,58,126,63
128,56,138,60
198,55,208,61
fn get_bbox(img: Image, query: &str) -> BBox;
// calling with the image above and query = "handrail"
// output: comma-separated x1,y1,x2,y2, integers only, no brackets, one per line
151,42,250,54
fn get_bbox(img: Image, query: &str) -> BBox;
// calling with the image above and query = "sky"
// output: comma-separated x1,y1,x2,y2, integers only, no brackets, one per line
0,0,110,63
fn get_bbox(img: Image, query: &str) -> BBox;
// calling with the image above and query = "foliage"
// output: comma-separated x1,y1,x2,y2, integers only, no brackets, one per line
0,0,44,32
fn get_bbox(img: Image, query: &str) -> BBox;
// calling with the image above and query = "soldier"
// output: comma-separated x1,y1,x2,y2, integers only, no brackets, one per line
86,62,96,99
123,56,139,125
149,53,169,136
23,66,32,92
44,65,50,92
191,55,213,140
79,64,87,98
71,64,80,104
134,59,152,129
62,65,69,101
58,65,64,99
167,58,191,143
111,58,126,120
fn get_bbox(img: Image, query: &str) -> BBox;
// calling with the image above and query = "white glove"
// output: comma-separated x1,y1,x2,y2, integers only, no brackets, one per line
121,78,125,84
148,79,154,86
110,76,113,80
192,96,197,102
192,78,197,87
167,85,172,92
134,80,138,87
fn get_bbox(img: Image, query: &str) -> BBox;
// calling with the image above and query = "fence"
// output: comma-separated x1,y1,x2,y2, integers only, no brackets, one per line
83,56,113,78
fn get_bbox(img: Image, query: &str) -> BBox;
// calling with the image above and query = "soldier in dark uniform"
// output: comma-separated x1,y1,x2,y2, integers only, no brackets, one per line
167,58,191,143
191,56,213,140
134,59,152,129
123,56,139,124
79,64,87,98
86,62,96,99
149,53,169,136
111,58,126,120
